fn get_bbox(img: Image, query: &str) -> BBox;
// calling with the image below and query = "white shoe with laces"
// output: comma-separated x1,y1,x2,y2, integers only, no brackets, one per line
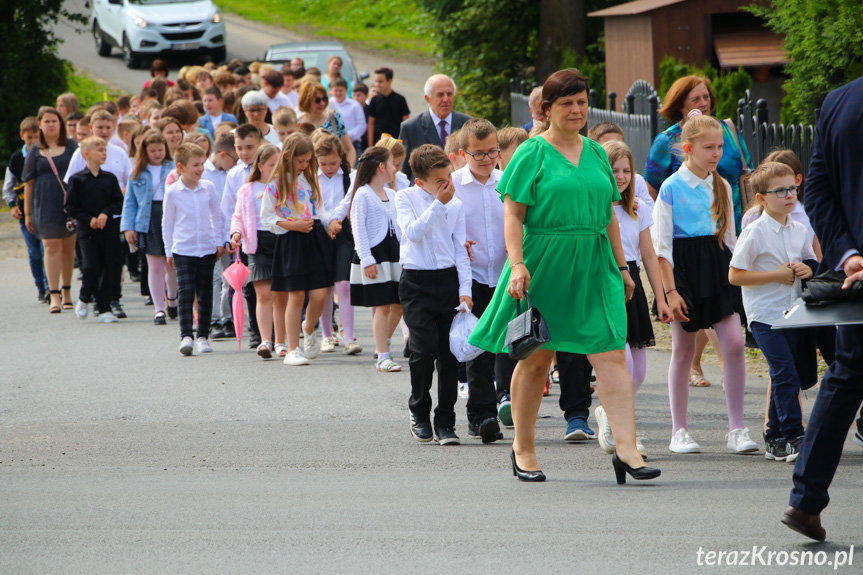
343,339,362,355
726,427,759,453
595,406,615,454
75,299,89,320
179,336,194,356
284,348,309,366
669,428,701,454
98,311,118,323
303,328,321,359
195,337,213,353
321,336,336,353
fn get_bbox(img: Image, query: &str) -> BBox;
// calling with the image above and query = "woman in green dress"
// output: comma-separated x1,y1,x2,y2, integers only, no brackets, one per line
469,69,660,484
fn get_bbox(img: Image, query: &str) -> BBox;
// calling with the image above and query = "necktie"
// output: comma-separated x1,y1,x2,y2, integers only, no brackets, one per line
438,119,448,148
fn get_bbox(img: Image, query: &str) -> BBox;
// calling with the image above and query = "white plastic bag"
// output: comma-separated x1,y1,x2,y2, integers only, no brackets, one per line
449,301,484,362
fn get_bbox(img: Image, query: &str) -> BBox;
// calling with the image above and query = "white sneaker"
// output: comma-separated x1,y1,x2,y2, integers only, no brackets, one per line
343,339,363,355
75,299,89,320
595,405,615,454
283,347,309,366
179,336,194,356
635,435,647,458
303,328,321,359
669,428,701,453
195,337,213,354
98,311,118,323
321,336,336,353
726,427,759,453
458,382,469,399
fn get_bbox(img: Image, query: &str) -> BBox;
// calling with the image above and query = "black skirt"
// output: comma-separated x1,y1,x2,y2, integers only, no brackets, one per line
672,235,744,333
349,228,401,307
137,200,166,256
270,220,334,292
625,261,655,348
333,219,354,283
247,229,277,283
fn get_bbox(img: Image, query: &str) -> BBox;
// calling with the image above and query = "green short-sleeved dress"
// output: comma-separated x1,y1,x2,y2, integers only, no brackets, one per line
468,135,627,355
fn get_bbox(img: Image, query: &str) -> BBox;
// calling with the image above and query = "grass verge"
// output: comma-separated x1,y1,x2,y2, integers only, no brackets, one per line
215,0,430,60
63,62,126,106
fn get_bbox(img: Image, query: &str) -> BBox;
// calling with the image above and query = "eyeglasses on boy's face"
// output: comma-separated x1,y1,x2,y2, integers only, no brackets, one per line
464,148,501,161
763,185,799,198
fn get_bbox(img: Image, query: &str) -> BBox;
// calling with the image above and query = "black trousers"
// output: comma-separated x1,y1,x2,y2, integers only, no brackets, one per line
173,252,217,340
400,267,460,429
466,281,515,424
78,229,118,314
108,218,124,301
139,252,150,296
557,353,593,420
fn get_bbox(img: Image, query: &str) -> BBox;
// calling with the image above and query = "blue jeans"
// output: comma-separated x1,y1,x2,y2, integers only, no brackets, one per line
19,222,48,292
750,321,811,441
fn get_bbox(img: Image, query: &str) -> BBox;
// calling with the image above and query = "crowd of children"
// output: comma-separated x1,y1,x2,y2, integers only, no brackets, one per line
6,59,855,458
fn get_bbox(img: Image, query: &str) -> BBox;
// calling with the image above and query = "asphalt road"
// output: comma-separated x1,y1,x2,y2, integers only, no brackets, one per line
53,0,432,113
1,256,860,574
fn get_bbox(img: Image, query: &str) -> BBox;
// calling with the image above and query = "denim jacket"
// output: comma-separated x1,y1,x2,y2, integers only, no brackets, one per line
121,160,175,232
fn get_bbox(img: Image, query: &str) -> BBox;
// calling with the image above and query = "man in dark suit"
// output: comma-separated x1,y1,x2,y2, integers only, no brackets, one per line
399,74,470,182
783,76,863,542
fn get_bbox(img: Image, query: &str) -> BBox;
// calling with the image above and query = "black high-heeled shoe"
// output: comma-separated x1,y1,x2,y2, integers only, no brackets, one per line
612,452,660,484
511,449,546,482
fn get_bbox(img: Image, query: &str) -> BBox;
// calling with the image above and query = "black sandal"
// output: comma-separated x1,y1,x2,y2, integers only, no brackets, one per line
166,296,178,319
61,285,74,310
48,289,62,313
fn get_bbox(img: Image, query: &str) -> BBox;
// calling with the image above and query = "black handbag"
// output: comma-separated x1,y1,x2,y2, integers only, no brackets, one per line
802,269,863,306
503,291,551,360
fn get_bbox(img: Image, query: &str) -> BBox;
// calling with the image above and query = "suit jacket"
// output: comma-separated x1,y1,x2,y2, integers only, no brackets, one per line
802,76,863,272
199,112,239,136
399,109,471,181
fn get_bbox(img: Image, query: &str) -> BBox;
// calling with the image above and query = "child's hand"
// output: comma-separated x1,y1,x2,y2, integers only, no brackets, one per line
364,263,378,279
667,291,689,322
216,246,225,258
327,220,342,237
25,215,34,234
166,256,174,269
774,262,795,285
656,299,674,324
230,232,242,251
791,262,813,280
436,179,455,205
459,296,473,311
465,240,476,262
90,217,100,229
10,206,22,219
292,219,314,233
124,230,137,245
622,269,635,302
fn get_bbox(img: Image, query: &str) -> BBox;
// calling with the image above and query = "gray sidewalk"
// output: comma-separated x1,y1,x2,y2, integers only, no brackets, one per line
0,257,859,574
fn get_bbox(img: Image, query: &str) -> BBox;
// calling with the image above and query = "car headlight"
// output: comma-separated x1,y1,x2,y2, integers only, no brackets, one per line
210,12,221,24
133,16,149,29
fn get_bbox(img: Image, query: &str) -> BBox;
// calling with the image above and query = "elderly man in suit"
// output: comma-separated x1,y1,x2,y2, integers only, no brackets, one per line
782,76,863,542
399,74,470,181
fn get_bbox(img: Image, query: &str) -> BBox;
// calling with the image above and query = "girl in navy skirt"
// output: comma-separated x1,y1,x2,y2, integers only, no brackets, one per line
121,132,178,324
348,147,403,372
261,132,336,366
229,144,284,359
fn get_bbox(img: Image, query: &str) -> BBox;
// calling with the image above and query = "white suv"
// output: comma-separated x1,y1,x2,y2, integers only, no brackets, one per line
92,0,227,69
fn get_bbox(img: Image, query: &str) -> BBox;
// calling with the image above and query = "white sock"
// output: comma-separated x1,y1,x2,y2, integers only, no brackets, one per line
378,352,390,361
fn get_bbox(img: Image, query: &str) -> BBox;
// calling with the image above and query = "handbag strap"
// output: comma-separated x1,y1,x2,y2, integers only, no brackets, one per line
515,290,532,315
724,119,749,175
43,148,68,197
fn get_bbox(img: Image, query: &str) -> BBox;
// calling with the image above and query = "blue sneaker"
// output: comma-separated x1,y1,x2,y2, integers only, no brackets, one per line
498,394,513,427
564,416,596,442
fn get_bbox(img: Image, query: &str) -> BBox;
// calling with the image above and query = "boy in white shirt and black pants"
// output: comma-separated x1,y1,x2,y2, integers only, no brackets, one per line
452,119,509,443
396,144,473,445
163,143,226,356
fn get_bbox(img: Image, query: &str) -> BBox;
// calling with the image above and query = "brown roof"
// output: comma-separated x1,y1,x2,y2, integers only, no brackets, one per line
714,31,787,67
588,0,686,17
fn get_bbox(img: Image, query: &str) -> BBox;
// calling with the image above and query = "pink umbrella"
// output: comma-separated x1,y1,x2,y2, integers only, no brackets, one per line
222,259,251,351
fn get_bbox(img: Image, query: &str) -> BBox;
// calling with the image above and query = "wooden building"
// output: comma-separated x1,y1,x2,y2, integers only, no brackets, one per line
589,0,786,106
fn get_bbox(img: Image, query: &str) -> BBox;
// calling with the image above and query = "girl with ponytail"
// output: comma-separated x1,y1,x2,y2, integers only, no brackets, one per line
653,110,756,456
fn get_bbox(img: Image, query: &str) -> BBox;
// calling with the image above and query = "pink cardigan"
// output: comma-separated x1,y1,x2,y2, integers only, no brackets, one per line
230,181,265,254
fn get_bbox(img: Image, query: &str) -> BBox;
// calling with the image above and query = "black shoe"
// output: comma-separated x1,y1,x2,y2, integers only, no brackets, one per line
403,342,410,358
144,296,154,306
764,437,787,461
248,332,262,349
166,306,178,319
38,289,49,304
434,426,460,446
130,272,141,282
467,417,502,443
224,321,236,339
110,300,127,319
210,325,228,339
153,311,167,325
785,435,805,464
410,413,433,443
611,451,660,484
510,449,545,482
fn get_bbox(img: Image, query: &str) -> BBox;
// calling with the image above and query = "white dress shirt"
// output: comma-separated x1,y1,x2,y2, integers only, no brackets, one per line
219,161,251,241
331,98,367,143
64,142,132,191
280,90,299,109
110,136,129,154
395,185,472,297
318,167,349,217
429,109,452,144
614,199,653,264
730,211,817,327
634,173,654,212
202,159,228,203
162,178,224,258
267,91,295,114
452,165,505,287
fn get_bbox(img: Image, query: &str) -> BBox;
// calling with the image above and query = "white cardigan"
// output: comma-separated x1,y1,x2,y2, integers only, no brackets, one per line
350,184,400,268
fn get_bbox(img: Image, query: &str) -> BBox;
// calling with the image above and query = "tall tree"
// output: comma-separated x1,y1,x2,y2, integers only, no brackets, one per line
536,0,586,83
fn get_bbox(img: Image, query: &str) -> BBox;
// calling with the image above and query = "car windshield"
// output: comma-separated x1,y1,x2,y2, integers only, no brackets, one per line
270,50,355,77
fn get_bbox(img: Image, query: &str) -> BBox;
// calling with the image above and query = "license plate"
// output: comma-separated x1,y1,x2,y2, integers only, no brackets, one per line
172,42,200,50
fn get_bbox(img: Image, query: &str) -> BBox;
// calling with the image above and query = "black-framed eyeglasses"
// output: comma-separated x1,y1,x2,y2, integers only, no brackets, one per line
763,185,799,198
314,96,328,104
464,148,501,161
226,153,239,162
244,107,267,114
